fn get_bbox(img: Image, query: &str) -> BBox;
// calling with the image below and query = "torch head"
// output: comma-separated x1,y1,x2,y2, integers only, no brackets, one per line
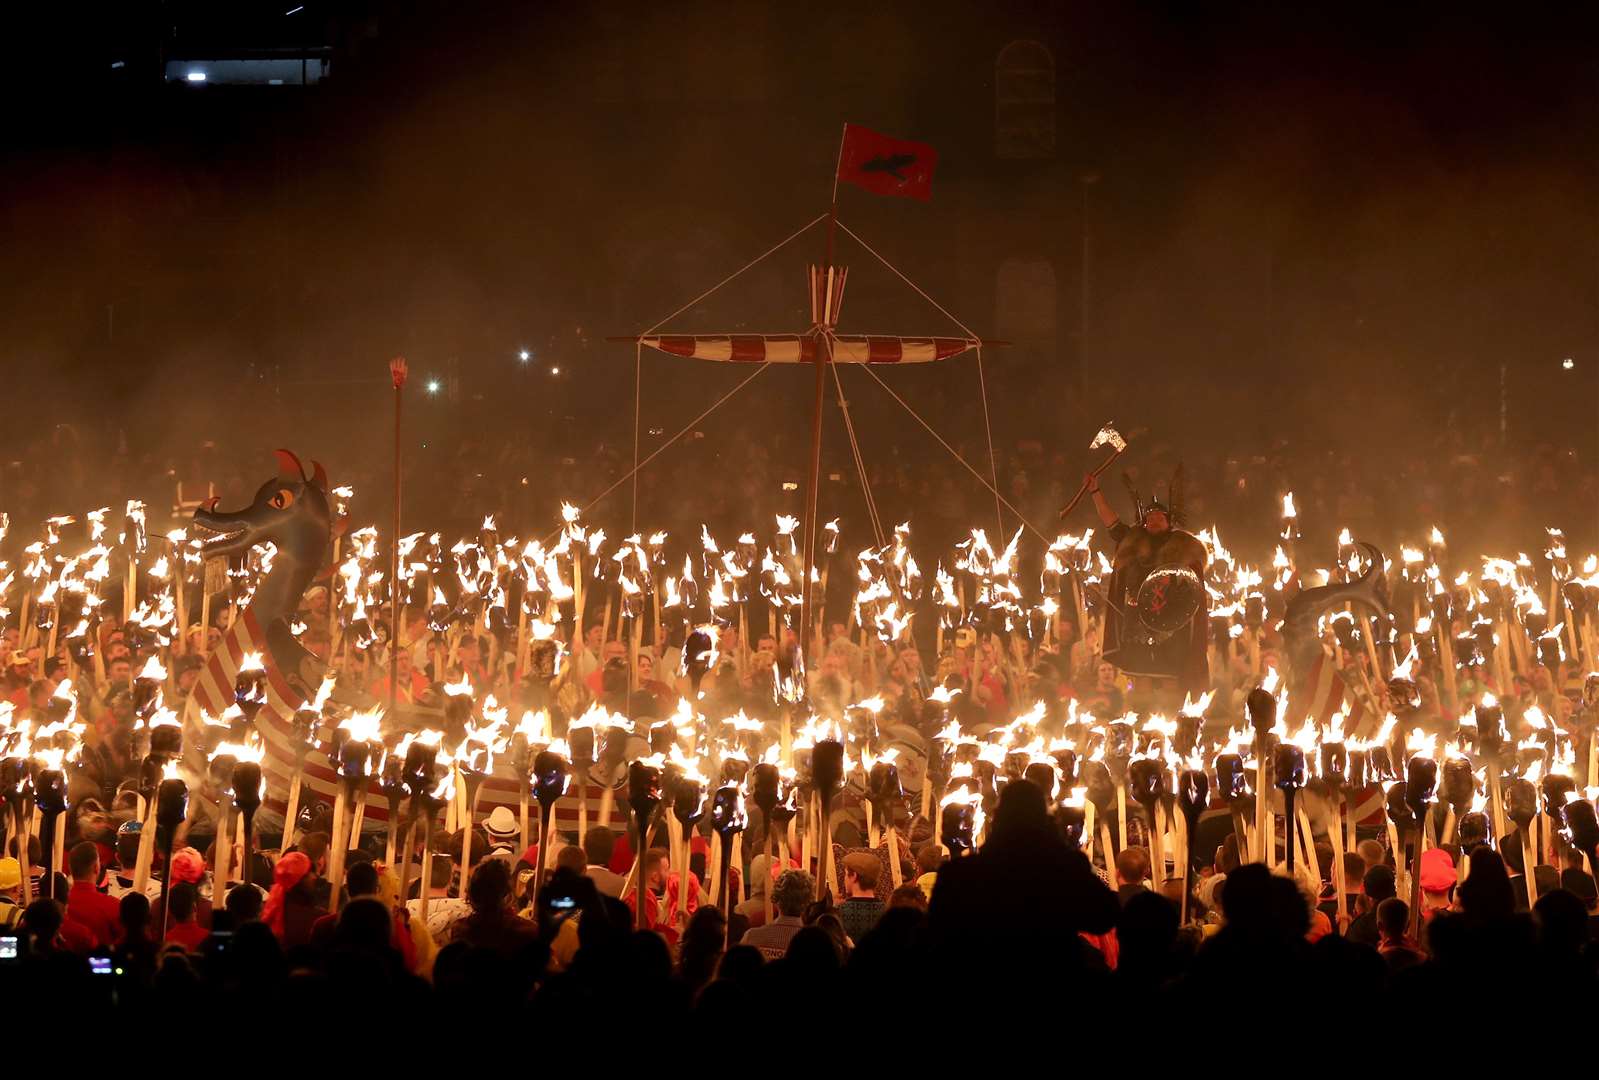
232,760,263,814
1273,743,1306,792
208,753,237,791
1054,803,1086,848
532,750,569,807
1404,757,1437,818
750,762,781,816
379,752,406,800
1245,688,1277,735
1215,753,1249,802
157,777,188,831
1346,749,1369,790
1384,782,1412,828
1320,742,1348,789
34,769,68,815
1540,773,1577,818
710,785,746,837
338,739,372,783
683,628,715,690
1441,757,1475,811
627,760,663,824
717,754,749,789
1368,745,1395,782
1082,758,1116,813
599,725,630,770
671,774,704,827
443,694,474,729
402,740,434,794
1175,715,1203,760
527,638,559,683
1457,811,1490,850
1128,757,1168,805
133,676,163,720
1050,747,1079,788
811,739,844,796
138,754,164,799
1022,762,1056,800
149,723,184,759
1504,777,1538,828
940,800,977,855
1387,677,1421,713
1106,722,1135,766
868,761,903,805
1562,797,1599,855
1178,769,1209,818
567,726,595,768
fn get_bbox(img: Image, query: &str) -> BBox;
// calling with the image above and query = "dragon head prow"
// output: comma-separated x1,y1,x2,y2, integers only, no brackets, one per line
191,449,332,561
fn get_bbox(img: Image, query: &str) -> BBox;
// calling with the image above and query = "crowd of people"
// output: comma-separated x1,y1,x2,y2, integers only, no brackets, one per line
1,413,1597,1030
3,555,1598,1031
6,764,1599,1031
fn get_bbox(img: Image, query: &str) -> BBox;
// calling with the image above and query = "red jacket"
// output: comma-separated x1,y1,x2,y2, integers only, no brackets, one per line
66,880,123,949
165,921,209,952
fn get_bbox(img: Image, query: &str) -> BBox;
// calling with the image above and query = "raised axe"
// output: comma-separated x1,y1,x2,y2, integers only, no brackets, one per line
1058,423,1129,520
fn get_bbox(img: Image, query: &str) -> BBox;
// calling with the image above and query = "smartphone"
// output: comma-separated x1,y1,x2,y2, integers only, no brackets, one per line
547,895,576,911
0,935,18,961
208,931,234,956
90,956,113,976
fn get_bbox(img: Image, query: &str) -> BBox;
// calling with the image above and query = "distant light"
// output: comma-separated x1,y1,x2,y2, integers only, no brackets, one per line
110,61,125,70
186,71,206,83
425,379,441,394
518,349,530,362
549,366,560,375
285,4,305,13
1562,357,1575,370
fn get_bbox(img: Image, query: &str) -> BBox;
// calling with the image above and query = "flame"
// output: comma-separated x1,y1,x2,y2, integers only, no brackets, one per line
339,707,385,743
212,737,266,765
1390,646,1417,681
1405,728,1438,758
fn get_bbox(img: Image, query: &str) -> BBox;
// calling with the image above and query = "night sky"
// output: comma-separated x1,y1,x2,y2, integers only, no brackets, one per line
2,2,1594,540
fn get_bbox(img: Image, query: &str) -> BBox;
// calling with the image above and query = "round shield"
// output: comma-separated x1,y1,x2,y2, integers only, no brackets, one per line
1136,565,1204,635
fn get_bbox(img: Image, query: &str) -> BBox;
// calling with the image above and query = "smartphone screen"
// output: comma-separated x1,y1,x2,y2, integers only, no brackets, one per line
0,936,17,961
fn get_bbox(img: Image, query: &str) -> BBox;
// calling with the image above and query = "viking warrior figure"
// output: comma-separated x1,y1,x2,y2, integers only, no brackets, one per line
1084,467,1209,695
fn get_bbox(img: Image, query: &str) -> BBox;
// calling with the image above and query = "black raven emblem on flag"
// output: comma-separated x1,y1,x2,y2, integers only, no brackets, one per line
861,153,917,181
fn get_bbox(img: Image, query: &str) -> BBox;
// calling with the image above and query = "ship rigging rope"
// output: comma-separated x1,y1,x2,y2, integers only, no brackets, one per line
835,220,1005,538
825,333,886,548
629,213,830,541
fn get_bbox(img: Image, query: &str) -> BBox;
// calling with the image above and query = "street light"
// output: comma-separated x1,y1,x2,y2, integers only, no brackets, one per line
426,379,441,394
518,349,531,363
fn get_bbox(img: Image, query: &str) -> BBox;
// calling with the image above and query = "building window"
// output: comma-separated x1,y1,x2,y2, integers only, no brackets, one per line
995,40,1056,159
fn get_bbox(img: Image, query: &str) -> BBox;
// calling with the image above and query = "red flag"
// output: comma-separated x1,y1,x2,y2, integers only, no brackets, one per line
836,124,937,202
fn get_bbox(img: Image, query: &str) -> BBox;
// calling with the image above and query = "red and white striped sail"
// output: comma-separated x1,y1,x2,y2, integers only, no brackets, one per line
636,333,980,365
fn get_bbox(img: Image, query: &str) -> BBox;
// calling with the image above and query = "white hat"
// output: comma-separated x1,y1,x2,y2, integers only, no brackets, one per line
483,805,519,838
